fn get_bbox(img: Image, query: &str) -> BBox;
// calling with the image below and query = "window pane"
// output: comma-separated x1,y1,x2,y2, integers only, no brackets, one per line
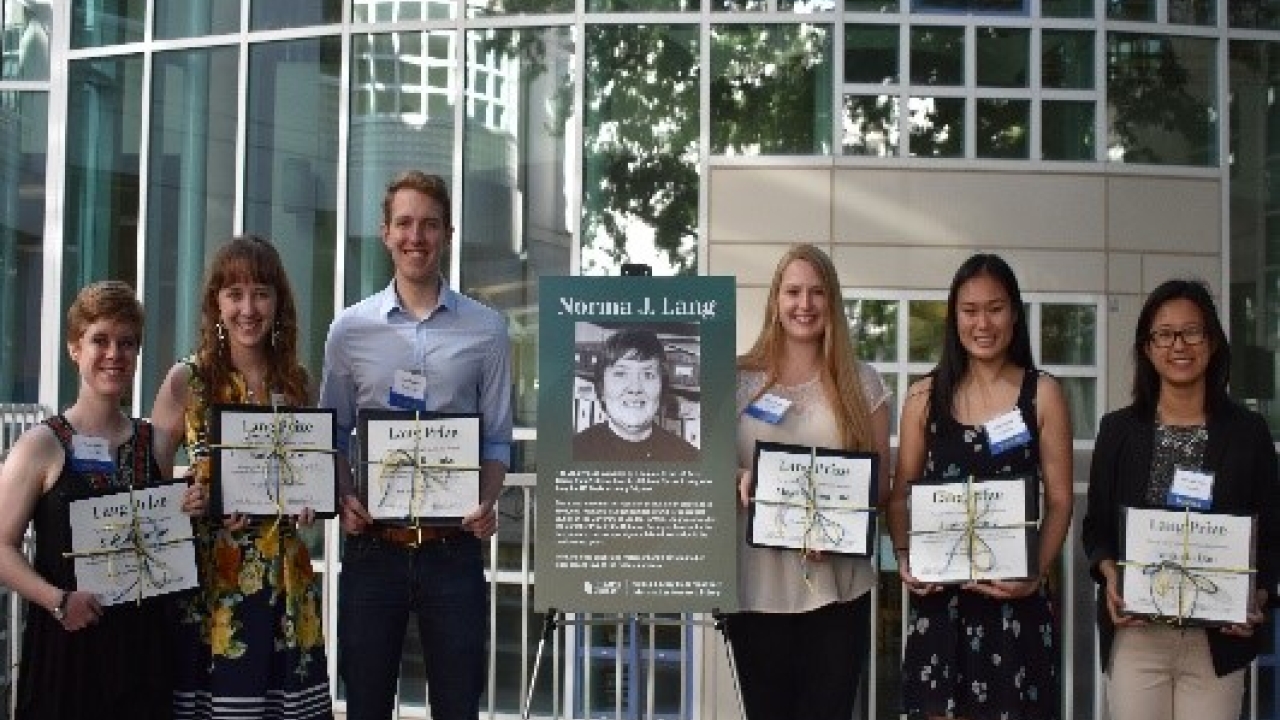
346,31,454,305
250,0,344,30
141,46,239,404
1169,0,1214,25
845,24,898,84
1042,30,1093,90
908,95,964,157
1042,304,1096,365
463,27,574,431
846,298,898,362
847,0,898,9
842,94,900,156
1230,2,1280,29
2,1,51,80
72,0,144,48
0,91,45,401
977,98,1029,158
977,27,1028,88
911,26,964,86
1107,33,1216,166
912,0,1024,11
155,0,240,39
468,0,575,17
1058,376,1096,439
244,37,341,378
1042,0,1092,17
711,24,833,156
583,25,699,275
62,55,144,407
589,0,699,12
907,299,946,363
1043,100,1095,161
1106,0,1154,21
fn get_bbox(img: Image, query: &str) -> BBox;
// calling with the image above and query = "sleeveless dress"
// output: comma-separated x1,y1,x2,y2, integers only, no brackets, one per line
171,361,333,719
16,416,173,720
901,369,1059,720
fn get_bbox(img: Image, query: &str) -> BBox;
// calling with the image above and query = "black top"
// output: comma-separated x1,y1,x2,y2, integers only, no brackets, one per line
572,422,699,462
1082,399,1280,675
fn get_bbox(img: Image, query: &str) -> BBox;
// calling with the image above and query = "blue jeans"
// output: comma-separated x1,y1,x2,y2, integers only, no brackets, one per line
338,533,488,720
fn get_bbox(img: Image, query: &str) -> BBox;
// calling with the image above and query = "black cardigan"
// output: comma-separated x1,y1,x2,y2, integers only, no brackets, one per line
1081,399,1279,676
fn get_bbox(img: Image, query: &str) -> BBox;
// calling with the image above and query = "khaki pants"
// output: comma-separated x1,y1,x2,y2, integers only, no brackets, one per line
1106,625,1244,720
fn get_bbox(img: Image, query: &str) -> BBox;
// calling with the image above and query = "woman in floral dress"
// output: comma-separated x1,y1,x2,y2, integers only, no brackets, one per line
887,253,1073,720
151,235,333,719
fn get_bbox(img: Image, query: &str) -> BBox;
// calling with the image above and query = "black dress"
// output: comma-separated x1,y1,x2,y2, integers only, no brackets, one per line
901,369,1059,720
15,416,173,720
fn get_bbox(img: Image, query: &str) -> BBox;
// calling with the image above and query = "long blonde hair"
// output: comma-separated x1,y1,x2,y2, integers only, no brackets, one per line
738,243,874,451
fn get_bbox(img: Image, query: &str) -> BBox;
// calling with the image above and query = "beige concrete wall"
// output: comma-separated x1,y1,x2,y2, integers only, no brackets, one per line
707,165,1224,418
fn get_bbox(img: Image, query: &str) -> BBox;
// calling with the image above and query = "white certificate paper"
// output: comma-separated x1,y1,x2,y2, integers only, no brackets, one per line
908,476,1039,583
212,406,338,517
67,482,198,605
359,411,482,524
1119,507,1255,625
748,442,878,556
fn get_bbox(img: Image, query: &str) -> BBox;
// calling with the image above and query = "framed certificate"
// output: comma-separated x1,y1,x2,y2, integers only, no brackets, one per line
209,405,338,518
1118,507,1256,626
357,409,482,525
747,441,878,557
65,481,198,605
908,474,1040,584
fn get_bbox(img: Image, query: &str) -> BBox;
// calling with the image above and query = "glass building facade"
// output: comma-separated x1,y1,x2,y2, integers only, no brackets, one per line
2,0,1279,717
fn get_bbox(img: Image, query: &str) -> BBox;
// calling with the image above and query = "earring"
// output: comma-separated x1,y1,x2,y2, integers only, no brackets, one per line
270,323,279,349
216,322,227,350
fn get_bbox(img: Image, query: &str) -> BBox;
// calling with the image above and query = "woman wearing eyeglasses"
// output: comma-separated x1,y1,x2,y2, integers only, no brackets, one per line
1082,279,1279,720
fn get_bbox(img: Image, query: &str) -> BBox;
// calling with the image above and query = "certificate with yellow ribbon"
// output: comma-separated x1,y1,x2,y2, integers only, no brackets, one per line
1118,507,1255,626
908,474,1040,583
210,405,338,518
747,441,879,556
65,480,198,605
357,409,482,525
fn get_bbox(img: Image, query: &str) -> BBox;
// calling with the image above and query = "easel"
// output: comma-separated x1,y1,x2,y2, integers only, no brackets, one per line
520,607,745,720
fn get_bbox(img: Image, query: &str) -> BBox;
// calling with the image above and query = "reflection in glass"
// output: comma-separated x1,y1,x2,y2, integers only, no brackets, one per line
1041,304,1096,365
846,0,897,9
977,98,1029,158
0,91,45,401
245,38,340,376
1057,376,1096,438
1042,30,1093,90
908,95,963,157
1106,0,1154,21
845,24,899,84
582,25,699,276
1230,2,1280,29
356,0,456,20
711,24,832,156
250,0,343,30
142,47,239,404
907,299,946,363
1,0,51,80
468,0,573,17
846,298,898,362
62,54,144,406
910,26,964,86
1042,0,1092,17
1107,33,1216,165
911,0,1022,10
463,26,574,429
72,0,144,48
1169,0,1214,25
977,27,1028,88
843,94,899,156
1043,100,1094,161
589,0,697,11
155,0,240,39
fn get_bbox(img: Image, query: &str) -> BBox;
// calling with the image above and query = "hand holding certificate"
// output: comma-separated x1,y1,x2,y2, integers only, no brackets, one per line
358,410,482,525
210,405,338,518
1118,507,1256,626
747,441,878,556
908,474,1040,584
65,481,198,605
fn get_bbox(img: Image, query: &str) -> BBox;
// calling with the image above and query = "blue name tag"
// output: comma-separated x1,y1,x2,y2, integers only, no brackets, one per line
744,394,792,425
389,390,428,411
985,409,1031,456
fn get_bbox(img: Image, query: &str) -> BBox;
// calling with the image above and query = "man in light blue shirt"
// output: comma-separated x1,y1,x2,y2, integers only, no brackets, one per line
319,170,512,720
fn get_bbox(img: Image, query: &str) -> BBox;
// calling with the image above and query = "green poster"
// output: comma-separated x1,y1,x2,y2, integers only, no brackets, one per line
535,276,738,613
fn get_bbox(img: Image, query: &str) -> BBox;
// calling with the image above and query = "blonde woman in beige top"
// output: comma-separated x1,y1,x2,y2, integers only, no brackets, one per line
728,243,891,720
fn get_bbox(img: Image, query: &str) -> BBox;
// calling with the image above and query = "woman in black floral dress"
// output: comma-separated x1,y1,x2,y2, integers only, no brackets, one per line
887,254,1074,720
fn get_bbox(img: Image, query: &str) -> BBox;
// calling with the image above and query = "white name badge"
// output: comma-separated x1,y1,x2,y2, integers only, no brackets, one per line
389,370,428,411
1168,468,1214,510
71,435,116,474
985,409,1031,456
744,393,792,425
